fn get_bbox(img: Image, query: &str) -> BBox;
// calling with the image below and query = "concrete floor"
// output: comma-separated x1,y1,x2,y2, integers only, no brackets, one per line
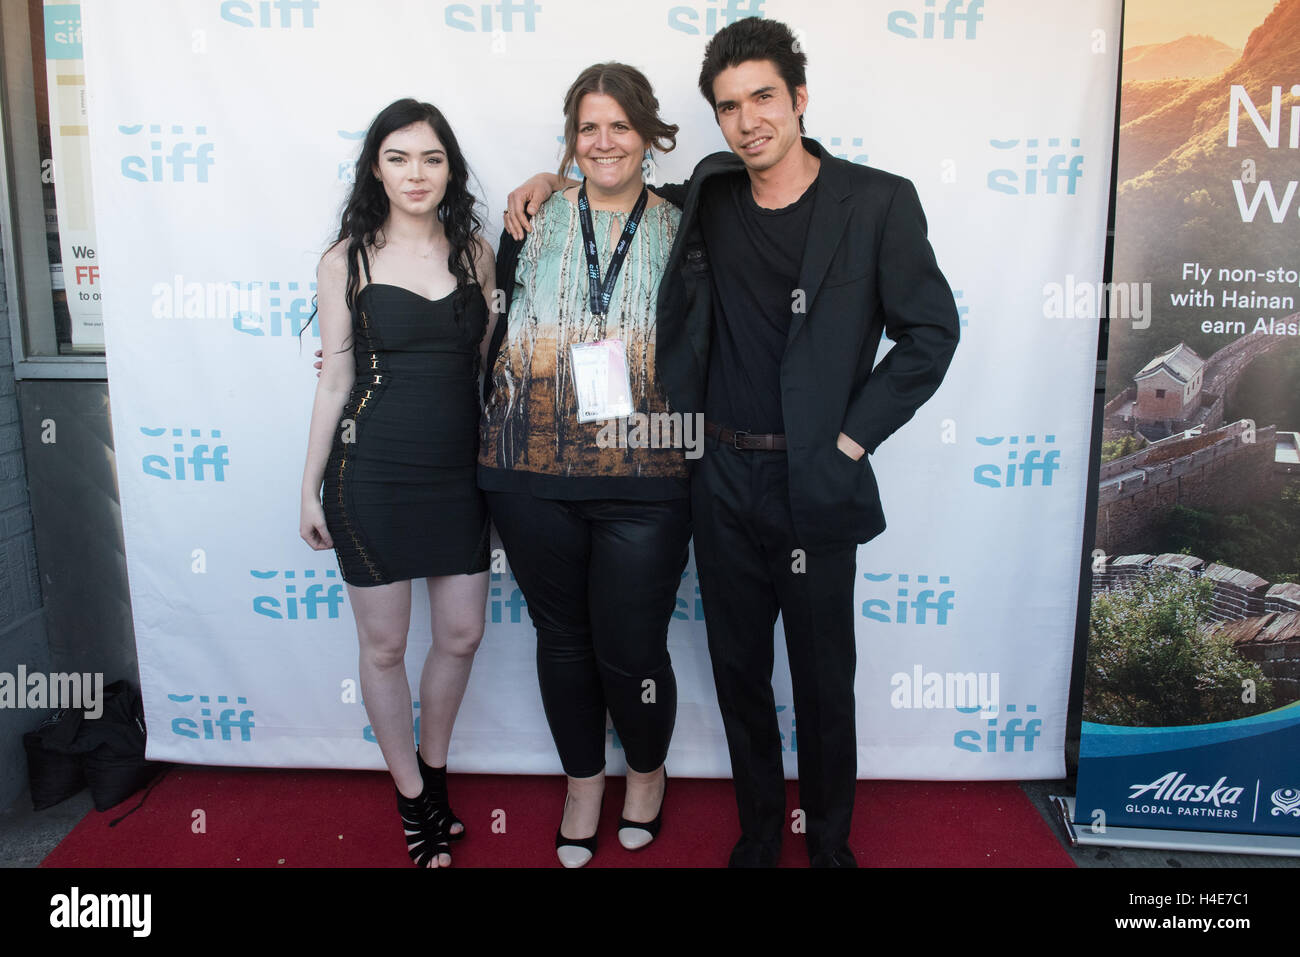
1019,780,1299,868
0,785,94,867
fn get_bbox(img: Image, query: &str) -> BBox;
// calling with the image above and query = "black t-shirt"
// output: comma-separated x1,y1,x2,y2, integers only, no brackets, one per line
700,167,819,434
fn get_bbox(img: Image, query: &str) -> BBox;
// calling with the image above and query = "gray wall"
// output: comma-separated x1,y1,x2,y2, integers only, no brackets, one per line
0,234,137,811
18,375,136,685
0,239,51,809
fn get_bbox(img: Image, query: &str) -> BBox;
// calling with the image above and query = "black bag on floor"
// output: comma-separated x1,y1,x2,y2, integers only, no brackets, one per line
80,681,162,811
22,707,87,811
23,679,163,812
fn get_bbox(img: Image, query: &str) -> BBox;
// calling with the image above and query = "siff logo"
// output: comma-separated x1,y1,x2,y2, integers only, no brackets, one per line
776,703,796,752
810,135,868,166
220,0,319,28
953,702,1041,752
365,700,420,744
337,129,365,182
973,433,1060,488
954,288,970,327
168,693,255,741
119,124,215,183
862,572,954,624
554,134,584,181
141,427,229,481
45,8,83,55
988,137,1083,195
672,568,705,622
488,570,528,624
445,0,541,31
668,0,765,36
232,280,318,336
252,568,344,620
887,0,983,39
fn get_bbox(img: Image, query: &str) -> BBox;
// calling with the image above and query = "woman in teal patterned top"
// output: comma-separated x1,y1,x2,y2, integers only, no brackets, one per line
479,168,683,490
479,63,687,867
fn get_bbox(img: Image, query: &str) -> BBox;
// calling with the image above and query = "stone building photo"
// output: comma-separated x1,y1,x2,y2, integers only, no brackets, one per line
1086,329,1300,723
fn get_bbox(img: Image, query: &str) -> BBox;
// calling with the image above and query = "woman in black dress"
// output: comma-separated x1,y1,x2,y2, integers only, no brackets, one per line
299,99,494,868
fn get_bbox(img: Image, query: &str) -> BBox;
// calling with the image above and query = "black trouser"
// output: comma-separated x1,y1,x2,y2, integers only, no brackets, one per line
691,435,859,860
486,491,691,778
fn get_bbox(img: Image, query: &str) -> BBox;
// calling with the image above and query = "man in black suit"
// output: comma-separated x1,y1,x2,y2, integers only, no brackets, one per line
505,18,959,867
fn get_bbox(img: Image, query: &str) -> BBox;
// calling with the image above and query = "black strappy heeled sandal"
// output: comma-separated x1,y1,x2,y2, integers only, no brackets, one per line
418,750,465,843
395,784,452,868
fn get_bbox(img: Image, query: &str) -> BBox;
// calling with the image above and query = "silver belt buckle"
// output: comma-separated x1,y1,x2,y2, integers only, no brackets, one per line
732,429,750,450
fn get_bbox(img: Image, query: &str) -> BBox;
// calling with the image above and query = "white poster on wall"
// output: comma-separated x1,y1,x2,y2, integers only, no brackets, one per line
80,0,1120,780
44,1,103,348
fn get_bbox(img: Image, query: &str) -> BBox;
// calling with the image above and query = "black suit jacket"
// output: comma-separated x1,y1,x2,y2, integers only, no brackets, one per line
653,138,960,548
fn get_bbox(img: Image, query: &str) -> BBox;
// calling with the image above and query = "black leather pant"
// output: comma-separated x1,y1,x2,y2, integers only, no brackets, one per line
486,491,691,778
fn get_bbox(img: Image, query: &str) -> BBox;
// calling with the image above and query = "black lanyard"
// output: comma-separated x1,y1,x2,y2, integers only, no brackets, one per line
577,181,648,320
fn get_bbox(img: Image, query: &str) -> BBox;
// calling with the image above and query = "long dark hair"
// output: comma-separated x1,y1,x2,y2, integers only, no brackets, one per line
308,98,484,345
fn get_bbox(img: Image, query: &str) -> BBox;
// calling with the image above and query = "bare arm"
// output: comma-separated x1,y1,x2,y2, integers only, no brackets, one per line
299,241,356,549
504,171,577,240
474,236,498,371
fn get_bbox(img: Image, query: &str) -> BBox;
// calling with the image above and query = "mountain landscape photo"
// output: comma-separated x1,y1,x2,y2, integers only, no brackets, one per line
1108,0,1300,393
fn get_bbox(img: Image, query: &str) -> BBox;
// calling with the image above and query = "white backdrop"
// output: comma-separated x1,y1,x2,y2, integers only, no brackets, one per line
80,0,1120,779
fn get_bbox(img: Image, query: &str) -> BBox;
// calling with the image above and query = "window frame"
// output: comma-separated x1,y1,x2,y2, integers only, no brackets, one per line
0,2,107,381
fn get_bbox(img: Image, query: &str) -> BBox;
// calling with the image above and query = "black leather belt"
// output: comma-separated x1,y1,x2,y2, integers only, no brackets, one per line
704,420,787,451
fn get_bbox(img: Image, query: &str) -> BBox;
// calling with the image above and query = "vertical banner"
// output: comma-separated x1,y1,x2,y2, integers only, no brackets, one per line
1077,0,1300,836
44,1,103,348
80,0,1118,779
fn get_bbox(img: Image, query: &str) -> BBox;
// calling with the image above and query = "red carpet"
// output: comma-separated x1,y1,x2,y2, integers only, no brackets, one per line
41,767,1074,867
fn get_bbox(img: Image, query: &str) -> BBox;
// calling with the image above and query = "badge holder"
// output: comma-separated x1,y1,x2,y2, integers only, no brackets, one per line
570,338,634,423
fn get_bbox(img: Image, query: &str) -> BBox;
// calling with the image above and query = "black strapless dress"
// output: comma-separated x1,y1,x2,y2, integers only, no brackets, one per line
322,256,490,586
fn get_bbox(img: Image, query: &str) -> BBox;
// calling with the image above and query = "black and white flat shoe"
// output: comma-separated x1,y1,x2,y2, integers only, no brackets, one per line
618,771,666,851
555,794,601,868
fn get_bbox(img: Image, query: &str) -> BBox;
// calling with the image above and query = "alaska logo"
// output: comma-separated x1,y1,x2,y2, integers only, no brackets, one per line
1127,772,1244,808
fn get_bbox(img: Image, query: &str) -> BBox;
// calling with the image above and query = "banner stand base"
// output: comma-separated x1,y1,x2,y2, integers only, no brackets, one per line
1050,796,1300,858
